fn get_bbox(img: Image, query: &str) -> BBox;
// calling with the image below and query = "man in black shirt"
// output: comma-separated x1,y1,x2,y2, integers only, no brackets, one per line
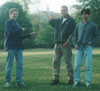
49,6,75,85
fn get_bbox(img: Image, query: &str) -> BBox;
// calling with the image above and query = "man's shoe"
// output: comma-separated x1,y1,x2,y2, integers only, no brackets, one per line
68,80,74,85
85,82,91,88
51,80,59,85
5,82,11,88
16,82,26,87
73,82,81,88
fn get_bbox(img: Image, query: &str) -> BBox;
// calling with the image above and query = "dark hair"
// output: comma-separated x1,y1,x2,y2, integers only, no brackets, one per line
81,8,90,15
9,8,18,15
61,5,68,10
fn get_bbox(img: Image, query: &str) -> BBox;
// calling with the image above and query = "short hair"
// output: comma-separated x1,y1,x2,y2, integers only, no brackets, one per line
9,8,18,15
81,8,90,15
61,5,68,10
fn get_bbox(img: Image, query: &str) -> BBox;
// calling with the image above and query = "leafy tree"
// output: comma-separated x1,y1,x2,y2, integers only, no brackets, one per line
73,0,100,47
73,0,100,28
8,0,40,12
35,21,54,48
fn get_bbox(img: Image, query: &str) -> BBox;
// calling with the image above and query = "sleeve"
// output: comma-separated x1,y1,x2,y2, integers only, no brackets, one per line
90,24,100,44
5,21,20,40
69,19,76,35
72,24,78,46
49,19,57,28
21,33,31,40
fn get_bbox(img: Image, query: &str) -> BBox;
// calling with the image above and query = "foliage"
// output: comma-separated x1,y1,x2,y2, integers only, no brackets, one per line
35,21,55,48
73,0,100,28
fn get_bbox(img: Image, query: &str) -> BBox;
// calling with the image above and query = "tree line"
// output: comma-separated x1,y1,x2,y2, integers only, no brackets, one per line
0,0,100,49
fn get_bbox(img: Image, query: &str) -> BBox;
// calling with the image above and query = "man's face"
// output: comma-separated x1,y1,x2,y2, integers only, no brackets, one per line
10,11,18,20
61,7,68,17
81,12,89,21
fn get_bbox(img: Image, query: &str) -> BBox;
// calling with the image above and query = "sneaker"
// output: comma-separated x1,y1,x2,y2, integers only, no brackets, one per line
73,82,81,88
5,82,11,88
85,82,91,88
16,82,26,87
68,80,74,85
51,80,59,85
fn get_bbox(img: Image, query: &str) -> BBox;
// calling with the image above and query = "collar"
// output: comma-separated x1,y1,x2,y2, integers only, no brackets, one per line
9,19,16,22
82,20,90,25
61,14,70,21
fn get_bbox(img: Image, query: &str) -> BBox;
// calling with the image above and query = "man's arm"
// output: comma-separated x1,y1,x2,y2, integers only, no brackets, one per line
63,34,72,47
89,24,100,45
72,24,78,49
63,19,76,47
21,32,37,40
47,12,57,28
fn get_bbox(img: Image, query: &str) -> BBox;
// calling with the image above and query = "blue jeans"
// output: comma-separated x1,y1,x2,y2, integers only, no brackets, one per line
5,49,23,83
74,46,92,83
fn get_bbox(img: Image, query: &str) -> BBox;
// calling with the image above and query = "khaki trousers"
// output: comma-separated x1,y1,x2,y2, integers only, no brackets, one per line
53,43,73,81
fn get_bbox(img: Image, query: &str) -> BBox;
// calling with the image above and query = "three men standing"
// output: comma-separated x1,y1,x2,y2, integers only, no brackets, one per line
4,6,100,88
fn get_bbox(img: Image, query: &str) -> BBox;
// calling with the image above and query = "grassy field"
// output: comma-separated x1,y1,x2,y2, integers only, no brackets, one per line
0,48,100,91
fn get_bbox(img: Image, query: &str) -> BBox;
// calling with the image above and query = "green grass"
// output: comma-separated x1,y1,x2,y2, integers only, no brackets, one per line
0,48,100,91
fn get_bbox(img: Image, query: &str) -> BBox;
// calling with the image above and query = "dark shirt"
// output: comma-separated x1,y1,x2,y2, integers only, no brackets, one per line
72,21,100,49
4,19,30,51
49,15,75,43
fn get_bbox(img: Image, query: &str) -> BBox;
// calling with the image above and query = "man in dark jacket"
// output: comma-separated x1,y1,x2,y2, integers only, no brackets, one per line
4,8,36,87
49,5,75,85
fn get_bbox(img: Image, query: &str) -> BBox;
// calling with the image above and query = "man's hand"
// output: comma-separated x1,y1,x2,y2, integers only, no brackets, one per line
75,45,78,49
88,41,92,45
22,28,27,31
50,13,56,19
48,12,57,21
63,42,69,48
63,36,71,48
29,32,37,37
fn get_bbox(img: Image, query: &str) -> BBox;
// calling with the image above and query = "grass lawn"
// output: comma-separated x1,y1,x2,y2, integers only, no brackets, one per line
0,48,100,91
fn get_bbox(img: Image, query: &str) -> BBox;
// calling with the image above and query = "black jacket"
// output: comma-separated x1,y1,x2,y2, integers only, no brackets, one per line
49,15,75,43
4,19,30,51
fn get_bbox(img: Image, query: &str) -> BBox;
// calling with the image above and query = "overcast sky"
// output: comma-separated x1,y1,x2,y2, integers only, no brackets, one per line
0,0,79,13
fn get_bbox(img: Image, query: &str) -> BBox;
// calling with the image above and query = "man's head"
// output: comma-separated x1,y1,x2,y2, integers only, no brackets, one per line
9,8,18,20
81,8,90,21
61,5,68,18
